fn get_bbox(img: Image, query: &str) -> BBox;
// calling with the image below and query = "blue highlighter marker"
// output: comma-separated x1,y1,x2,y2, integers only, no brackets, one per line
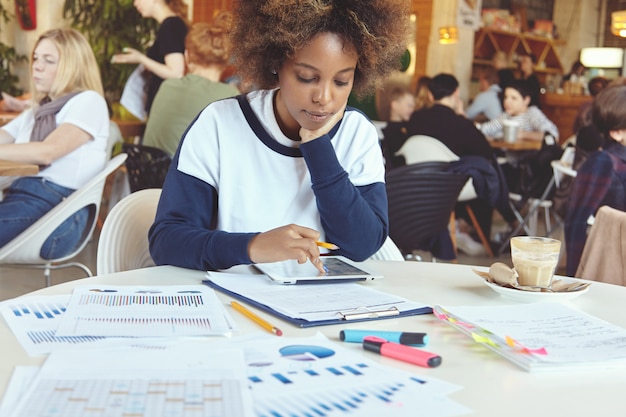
339,329,428,346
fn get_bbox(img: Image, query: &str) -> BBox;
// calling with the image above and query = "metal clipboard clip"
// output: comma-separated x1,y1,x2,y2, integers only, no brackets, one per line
337,306,400,321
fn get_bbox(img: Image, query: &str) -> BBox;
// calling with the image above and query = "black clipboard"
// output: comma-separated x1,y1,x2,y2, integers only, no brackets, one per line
203,279,432,328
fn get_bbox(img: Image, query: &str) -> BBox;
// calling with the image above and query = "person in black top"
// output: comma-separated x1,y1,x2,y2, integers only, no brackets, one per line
112,0,188,113
517,52,541,108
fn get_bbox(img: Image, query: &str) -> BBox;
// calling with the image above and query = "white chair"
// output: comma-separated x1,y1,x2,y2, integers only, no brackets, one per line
396,135,494,257
368,236,405,261
97,188,160,275
0,153,127,287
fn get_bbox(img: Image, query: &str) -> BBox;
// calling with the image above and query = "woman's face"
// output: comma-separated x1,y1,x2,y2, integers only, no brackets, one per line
392,93,416,122
275,32,357,139
503,87,530,116
31,39,59,95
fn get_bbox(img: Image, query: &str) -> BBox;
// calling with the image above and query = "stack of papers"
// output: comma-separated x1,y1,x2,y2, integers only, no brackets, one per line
1,334,472,417
204,271,431,326
435,303,626,372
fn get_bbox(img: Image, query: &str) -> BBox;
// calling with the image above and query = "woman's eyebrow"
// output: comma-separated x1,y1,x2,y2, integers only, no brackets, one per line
294,62,356,74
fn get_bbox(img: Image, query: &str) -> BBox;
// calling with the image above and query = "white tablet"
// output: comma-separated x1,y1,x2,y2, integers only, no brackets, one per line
254,256,384,285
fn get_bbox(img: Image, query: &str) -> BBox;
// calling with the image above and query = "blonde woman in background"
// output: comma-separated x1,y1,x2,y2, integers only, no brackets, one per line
0,28,109,256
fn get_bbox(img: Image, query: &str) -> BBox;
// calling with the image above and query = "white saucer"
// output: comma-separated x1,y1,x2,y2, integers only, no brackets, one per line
483,278,590,303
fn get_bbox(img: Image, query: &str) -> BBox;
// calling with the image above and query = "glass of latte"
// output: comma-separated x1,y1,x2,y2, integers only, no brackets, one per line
510,237,561,288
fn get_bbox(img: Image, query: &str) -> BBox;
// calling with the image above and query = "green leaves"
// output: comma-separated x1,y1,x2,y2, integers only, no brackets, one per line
63,0,157,102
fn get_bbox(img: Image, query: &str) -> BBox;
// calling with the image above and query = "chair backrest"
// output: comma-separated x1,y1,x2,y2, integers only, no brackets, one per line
368,236,405,261
97,188,161,275
385,162,468,256
121,143,172,193
396,135,476,201
576,205,626,286
0,153,127,265
396,135,459,164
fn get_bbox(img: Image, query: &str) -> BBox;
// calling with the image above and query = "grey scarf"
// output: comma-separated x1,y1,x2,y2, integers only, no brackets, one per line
29,91,81,143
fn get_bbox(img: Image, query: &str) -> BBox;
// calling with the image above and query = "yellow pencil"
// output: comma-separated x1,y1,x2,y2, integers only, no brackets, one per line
231,301,283,336
316,241,340,250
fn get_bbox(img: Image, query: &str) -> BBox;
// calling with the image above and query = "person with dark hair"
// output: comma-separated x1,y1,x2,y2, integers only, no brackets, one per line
517,52,541,108
149,0,411,272
480,79,558,142
401,73,517,255
573,76,609,134
480,79,559,200
565,84,626,276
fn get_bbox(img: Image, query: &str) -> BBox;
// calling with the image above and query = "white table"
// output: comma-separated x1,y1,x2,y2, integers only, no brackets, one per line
2,261,625,416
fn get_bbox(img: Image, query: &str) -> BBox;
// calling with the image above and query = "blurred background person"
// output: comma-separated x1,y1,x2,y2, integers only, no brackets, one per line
381,86,415,169
414,75,433,111
465,67,502,122
143,13,240,157
112,0,189,114
0,29,109,256
565,83,626,276
517,52,541,108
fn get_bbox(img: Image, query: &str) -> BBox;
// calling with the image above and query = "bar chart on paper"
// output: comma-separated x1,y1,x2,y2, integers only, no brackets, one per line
244,342,469,417
14,378,247,417
251,362,433,416
1,295,106,355
55,285,233,337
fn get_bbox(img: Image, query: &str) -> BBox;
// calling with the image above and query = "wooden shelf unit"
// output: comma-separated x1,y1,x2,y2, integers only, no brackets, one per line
474,28,564,76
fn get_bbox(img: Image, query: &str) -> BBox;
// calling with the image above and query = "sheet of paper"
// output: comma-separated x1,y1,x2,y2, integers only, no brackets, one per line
216,333,472,417
119,64,147,121
55,285,234,337
441,303,626,365
10,342,254,417
206,271,429,322
1,295,112,356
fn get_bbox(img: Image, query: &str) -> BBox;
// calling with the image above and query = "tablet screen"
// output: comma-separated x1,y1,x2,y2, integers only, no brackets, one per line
255,256,381,284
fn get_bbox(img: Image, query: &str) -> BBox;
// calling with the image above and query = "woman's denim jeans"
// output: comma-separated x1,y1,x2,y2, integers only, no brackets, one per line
0,177,89,259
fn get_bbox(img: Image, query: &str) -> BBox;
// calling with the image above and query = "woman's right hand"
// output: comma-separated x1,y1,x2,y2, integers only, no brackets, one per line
248,224,325,273
111,47,145,65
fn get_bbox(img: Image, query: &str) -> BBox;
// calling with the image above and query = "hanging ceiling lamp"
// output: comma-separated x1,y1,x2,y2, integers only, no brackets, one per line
439,26,458,44
611,10,626,37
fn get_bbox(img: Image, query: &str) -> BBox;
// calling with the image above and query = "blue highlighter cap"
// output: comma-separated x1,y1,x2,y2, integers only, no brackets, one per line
339,329,428,346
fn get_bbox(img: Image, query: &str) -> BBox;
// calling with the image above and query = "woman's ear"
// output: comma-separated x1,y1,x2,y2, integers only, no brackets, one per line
523,96,531,107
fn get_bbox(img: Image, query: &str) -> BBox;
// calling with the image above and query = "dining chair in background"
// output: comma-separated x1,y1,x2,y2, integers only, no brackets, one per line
0,153,127,287
385,161,468,260
395,135,494,257
575,205,626,286
121,143,172,193
96,188,160,275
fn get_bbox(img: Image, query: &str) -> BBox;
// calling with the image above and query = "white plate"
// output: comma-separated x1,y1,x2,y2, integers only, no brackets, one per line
483,278,590,303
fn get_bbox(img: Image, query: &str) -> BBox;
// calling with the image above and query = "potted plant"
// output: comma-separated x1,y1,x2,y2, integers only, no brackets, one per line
63,0,157,107
0,3,28,97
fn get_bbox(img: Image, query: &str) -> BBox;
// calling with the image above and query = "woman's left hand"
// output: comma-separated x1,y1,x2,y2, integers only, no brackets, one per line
111,47,145,65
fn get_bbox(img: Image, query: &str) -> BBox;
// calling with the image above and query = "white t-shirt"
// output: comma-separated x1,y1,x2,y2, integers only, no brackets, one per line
2,90,109,189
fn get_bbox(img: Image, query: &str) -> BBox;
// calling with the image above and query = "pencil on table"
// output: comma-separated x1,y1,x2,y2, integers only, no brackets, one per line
231,301,283,336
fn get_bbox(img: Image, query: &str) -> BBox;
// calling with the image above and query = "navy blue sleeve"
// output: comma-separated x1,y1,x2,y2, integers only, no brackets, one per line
301,136,388,261
148,152,257,271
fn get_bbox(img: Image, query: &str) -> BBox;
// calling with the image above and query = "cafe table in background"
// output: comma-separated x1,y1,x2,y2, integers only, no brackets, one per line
0,160,38,176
